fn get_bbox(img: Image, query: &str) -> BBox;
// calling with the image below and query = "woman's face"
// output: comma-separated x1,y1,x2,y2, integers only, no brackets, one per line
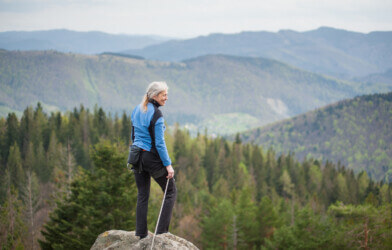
153,90,168,106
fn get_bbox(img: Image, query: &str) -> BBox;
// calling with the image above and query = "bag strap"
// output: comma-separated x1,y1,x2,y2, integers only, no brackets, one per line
148,104,163,150
132,125,135,142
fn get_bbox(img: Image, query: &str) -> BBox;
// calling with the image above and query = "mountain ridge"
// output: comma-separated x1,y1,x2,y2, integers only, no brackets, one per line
123,27,392,79
0,29,171,54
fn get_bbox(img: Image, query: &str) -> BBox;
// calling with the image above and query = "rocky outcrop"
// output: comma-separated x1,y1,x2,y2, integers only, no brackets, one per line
91,230,199,250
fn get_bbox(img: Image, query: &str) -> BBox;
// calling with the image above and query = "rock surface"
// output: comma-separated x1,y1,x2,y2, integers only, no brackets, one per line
91,230,199,250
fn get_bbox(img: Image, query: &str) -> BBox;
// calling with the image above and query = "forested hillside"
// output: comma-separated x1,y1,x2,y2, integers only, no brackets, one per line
0,105,391,249
240,92,392,182
1,50,375,134
124,27,392,79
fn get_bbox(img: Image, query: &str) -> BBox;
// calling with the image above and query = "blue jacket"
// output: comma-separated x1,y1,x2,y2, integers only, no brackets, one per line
131,102,172,167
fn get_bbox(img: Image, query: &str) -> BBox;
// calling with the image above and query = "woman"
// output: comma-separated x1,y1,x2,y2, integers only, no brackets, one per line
131,81,176,239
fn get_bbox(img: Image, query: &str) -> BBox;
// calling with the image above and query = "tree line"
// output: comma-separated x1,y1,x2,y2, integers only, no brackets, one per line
0,103,391,249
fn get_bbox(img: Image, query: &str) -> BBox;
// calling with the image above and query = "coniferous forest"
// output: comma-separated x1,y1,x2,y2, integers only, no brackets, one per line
0,103,391,249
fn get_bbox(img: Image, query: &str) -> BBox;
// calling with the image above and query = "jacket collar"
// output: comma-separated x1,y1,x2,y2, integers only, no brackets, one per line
149,99,161,107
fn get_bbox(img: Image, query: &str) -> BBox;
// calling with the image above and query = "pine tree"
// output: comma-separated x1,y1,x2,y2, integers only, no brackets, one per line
32,103,46,148
4,113,20,163
34,141,49,183
236,187,258,249
0,117,6,168
50,140,76,203
46,130,61,185
121,112,131,146
379,184,390,204
307,163,322,196
251,145,265,200
46,131,59,167
358,171,370,201
23,170,41,250
93,106,108,137
201,199,234,249
187,141,207,190
257,196,279,247
212,177,230,198
6,143,25,193
20,107,34,158
69,106,84,168
336,173,350,203
39,140,137,249
203,140,218,191
265,148,277,188
280,169,295,225
173,125,189,161
0,170,26,250
320,162,338,206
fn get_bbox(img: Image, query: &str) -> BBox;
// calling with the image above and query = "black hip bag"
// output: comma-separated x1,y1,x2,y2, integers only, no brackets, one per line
128,144,143,166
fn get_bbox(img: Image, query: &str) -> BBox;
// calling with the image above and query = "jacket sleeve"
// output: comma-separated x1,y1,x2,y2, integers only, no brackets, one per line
154,117,172,167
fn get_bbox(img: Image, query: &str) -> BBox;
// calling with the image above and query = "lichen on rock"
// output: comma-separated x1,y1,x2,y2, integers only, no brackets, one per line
91,230,199,250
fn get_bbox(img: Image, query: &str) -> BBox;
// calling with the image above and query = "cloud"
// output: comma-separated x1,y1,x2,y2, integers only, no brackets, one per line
0,0,391,37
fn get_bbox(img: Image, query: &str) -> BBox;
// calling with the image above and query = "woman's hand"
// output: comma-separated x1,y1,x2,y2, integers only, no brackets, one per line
166,165,174,179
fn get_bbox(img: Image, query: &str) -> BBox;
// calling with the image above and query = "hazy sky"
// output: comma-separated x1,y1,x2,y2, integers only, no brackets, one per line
0,0,391,38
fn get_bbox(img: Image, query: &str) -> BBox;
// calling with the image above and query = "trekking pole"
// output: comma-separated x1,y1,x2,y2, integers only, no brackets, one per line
150,178,170,250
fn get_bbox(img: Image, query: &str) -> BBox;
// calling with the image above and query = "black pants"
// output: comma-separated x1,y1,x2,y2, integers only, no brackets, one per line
134,151,177,237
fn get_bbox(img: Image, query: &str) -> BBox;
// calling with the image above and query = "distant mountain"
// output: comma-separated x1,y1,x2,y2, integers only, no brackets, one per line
0,50,387,134
355,68,392,85
123,27,392,79
350,68,392,94
0,29,171,54
240,92,392,181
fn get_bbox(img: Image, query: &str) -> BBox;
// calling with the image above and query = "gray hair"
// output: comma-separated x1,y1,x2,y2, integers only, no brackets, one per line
141,81,168,111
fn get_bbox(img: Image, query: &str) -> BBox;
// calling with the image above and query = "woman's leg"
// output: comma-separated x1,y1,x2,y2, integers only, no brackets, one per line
134,171,151,237
153,175,177,234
